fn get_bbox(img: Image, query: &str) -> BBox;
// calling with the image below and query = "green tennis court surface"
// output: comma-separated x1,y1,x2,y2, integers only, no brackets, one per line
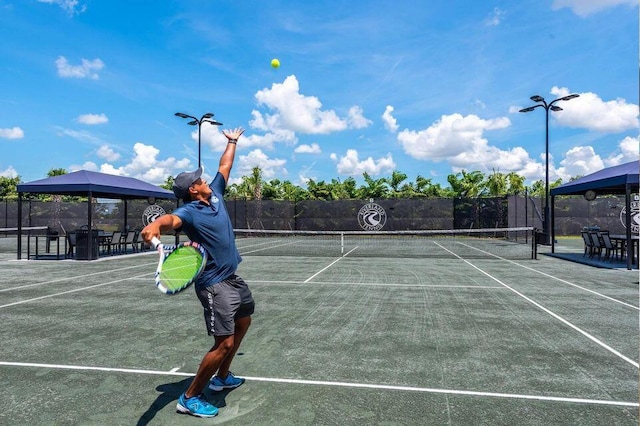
0,238,637,425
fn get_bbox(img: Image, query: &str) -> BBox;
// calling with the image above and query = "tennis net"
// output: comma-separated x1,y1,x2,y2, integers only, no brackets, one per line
234,227,536,259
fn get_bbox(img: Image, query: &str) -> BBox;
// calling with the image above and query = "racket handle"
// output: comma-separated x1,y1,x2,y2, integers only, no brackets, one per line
150,237,162,250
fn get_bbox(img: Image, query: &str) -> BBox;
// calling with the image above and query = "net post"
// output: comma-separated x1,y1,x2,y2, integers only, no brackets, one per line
341,232,344,255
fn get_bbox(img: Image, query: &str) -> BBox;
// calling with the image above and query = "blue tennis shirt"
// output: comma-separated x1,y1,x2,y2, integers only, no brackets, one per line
172,172,241,289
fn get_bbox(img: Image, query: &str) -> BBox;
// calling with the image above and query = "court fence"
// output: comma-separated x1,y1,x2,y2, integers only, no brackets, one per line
0,194,630,236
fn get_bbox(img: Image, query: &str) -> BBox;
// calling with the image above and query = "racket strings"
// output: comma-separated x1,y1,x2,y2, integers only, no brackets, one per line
158,246,205,292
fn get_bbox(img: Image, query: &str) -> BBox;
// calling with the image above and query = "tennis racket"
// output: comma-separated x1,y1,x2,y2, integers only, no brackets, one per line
151,237,208,294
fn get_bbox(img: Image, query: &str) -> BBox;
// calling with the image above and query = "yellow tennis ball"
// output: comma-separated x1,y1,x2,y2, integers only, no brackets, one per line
271,58,280,69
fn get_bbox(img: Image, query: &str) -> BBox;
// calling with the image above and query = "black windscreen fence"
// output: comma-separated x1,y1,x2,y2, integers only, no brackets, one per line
0,195,631,236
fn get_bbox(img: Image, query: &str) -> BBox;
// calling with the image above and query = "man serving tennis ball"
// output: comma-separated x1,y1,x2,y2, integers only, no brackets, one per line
141,127,254,418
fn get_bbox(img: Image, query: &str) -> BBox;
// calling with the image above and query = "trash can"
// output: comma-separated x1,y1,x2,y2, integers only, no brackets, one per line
75,229,99,260
535,231,550,246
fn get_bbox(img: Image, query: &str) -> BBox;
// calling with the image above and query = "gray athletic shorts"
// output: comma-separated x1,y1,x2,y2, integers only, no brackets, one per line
196,274,255,337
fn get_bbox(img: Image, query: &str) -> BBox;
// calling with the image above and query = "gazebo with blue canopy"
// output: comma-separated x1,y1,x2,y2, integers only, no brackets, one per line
550,160,639,270
16,170,176,260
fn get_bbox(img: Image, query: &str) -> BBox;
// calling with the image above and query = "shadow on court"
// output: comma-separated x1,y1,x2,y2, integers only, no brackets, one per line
136,377,233,425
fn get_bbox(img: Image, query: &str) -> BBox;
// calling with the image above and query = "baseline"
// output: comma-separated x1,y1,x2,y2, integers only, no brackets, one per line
0,361,636,408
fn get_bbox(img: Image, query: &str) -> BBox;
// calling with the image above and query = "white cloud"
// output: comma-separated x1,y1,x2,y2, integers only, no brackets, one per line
382,105,399,133
199,122,297,153
551,0,637,17
77,113,108,125
96,145,120,162
556,146,605,180
56,56,104,79
197,125,231,153
552,136,637,182
56,127,104,144
243,130,298,150
397,113,511,161
395,112,555,179
0,127,24,139
294,143,321,154
235,149,287,180
253,75,347,134
549,86,639,133
605,136,639,166
87,142,193,185
484,7,506,26
0,166,18,178
128,143,163,171
68,161,98,173
333,149,396,176
473,99,487,110
37,0,86,15
347,106,372,129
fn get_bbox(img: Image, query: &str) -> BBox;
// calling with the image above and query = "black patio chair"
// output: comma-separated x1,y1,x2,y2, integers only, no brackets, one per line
66,232,77,259
588,231,603,259
600,232,621,262
581,231,594,257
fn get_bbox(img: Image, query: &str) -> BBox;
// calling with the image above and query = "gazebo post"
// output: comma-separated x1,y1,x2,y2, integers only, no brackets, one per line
87,191,93,260
625,184,632,270
17,193,22,260
551,195,556,254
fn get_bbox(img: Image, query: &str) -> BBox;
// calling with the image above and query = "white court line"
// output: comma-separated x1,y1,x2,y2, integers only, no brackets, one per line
0,263,153,293
250,280,505,289
457,242,638,311
7,250,156,265
435,242,639,369
0,361,636,408
125,277,506,289
240,240,300,255
303,247,359,283
258,280,504,289
0,272,151,309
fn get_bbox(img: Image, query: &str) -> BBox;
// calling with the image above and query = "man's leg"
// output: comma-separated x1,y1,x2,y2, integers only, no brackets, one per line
216,315,251,378
185,334,234,397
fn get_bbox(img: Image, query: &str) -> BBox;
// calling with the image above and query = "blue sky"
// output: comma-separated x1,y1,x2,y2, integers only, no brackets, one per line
0,0,638,188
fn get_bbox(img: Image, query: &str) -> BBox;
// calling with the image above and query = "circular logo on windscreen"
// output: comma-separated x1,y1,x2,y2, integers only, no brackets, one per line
619,195,640,233
142,204,166,226
358,202,387,231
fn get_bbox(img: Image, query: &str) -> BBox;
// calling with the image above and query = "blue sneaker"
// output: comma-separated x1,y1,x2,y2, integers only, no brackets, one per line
176,393,218,418
209,372,245,391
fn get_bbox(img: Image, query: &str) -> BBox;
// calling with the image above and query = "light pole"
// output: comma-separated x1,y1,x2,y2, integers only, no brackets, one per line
175,112,223,168
519,93,579,244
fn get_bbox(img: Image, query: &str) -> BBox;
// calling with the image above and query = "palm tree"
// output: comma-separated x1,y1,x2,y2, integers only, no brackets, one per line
486,170,507,196
415,175,449,197
357,172,389,199
0,176,21,200
387,170,408,198
306,179,331,200
527,180,545,197
249,166,263,200
161,175,174,192
447,170,485,197
281,180,308,201
262,178,283,200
